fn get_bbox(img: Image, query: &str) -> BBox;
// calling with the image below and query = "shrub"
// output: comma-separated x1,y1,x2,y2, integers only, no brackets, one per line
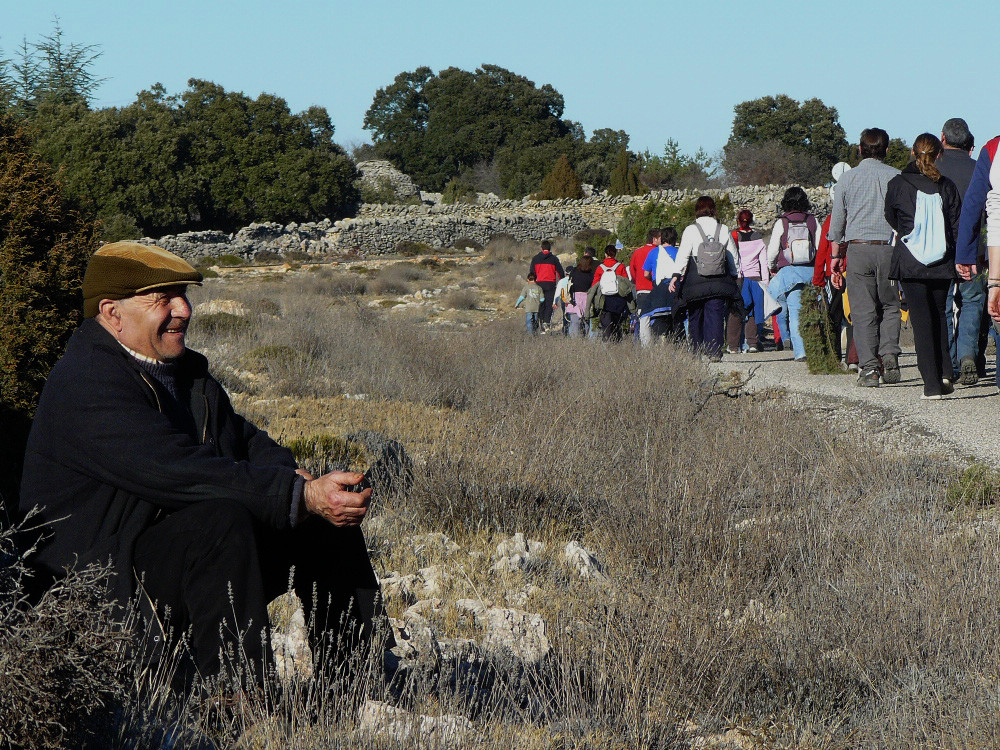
798,285,846,374
212,253,245,267
359,175,398,204
257,297,281,315
243,344,298,367
395,240,433,257
251,250,284,264
947,462,1000,508
193,312,251,335
0,519,129,750
450,236,483,252
442,289,478,310
0,116,96,512
441,177,477,204
195,265,220,279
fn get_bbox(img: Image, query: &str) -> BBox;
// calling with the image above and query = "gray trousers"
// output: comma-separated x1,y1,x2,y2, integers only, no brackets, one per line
846,243,902,372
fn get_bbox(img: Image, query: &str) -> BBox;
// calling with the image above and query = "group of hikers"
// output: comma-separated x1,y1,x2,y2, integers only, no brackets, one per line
516,119,1000,400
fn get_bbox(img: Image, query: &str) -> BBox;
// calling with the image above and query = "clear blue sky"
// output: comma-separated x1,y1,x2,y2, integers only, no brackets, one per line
5,0,999,161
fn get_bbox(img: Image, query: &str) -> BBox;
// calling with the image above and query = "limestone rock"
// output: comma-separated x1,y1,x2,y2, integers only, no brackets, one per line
455,599,550,664
563,540,607,580
356,700,474,748
493,532,545,573
270,604,311,680
416,564,450,597
379,571,418,605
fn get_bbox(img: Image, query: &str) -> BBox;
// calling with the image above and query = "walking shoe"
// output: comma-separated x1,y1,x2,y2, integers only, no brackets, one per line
958,357,979,386
941,378,955,396
856,368,880,387
725,347,741,355
920,394,943,400
794,356,807,362
881,353,901,384
847,363,859,372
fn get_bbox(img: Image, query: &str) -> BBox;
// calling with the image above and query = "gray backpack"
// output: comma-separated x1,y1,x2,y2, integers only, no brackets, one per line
693,222,727,277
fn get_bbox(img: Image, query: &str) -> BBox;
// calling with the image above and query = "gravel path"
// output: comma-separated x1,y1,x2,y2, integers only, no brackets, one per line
710,348,999,463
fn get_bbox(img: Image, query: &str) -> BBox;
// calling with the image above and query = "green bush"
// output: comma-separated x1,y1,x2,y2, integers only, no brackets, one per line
798,286,846,374
212,253,245,267
195,265,219,279
947,463,1000,509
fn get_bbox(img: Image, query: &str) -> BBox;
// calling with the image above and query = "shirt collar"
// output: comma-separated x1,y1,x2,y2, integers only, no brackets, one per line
118,341,164,366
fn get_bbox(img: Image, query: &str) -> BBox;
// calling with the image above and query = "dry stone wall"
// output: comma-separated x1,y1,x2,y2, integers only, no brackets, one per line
142,185,830,262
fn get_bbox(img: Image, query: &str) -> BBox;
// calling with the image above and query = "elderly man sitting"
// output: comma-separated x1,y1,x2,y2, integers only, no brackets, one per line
20,242,385,686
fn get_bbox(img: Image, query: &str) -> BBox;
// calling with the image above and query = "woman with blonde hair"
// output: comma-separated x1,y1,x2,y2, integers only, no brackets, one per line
884,133,962,399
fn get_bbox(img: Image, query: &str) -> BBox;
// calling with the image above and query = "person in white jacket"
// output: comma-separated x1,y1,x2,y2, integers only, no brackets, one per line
668,196,740,359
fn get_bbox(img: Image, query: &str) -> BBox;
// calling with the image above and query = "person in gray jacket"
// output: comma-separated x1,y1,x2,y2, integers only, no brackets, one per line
829,128,903,387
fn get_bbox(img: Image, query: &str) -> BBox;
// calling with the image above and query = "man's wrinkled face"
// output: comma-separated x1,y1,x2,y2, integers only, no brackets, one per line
111,286,192,361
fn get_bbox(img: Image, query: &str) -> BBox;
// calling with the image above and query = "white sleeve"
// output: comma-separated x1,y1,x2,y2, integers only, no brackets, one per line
987,188,1000,247
766,221,783,268
674,226,696,276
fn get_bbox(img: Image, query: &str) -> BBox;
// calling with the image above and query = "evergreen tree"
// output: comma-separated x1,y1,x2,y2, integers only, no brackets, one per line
0,115,96,514
536,154,583,199
608,145,646,196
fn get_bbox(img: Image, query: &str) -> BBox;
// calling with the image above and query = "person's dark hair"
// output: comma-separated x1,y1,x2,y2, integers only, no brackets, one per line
694,196,716,218
913,133,943,182
780,186,811,214
577,255,595,273
941,117,974,151
737,209,753,229
859,128,890,159
661,227,678,245
603,244,617,259
540,240,551,252
645,227,662,244
527,271,536,281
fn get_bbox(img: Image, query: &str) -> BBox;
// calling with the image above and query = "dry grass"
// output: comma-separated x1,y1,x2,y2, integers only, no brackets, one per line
5,262,999,748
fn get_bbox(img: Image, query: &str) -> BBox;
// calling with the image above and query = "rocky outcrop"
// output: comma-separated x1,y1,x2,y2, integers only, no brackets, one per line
143,185,830,262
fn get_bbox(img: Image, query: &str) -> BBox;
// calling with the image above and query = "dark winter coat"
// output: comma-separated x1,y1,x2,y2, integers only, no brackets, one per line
20,318,300,607
676,258,741,308
884,162,961,281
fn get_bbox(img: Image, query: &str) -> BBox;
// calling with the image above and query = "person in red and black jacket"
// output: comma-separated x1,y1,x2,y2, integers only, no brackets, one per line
528,240,564,330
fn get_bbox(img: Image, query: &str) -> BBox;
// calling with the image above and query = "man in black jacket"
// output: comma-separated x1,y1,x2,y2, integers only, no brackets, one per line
938,117,987,385
20,242,384,687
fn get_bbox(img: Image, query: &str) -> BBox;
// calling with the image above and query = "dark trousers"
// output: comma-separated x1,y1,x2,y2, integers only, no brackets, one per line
899,279,954,396
133,500,382,687
537,282,556,326
688,297,727,357
600,309,628,341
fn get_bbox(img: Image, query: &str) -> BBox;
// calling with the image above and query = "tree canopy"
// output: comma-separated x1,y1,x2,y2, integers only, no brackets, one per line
27,80,359,236
364,64,582,195
723,94,848,185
